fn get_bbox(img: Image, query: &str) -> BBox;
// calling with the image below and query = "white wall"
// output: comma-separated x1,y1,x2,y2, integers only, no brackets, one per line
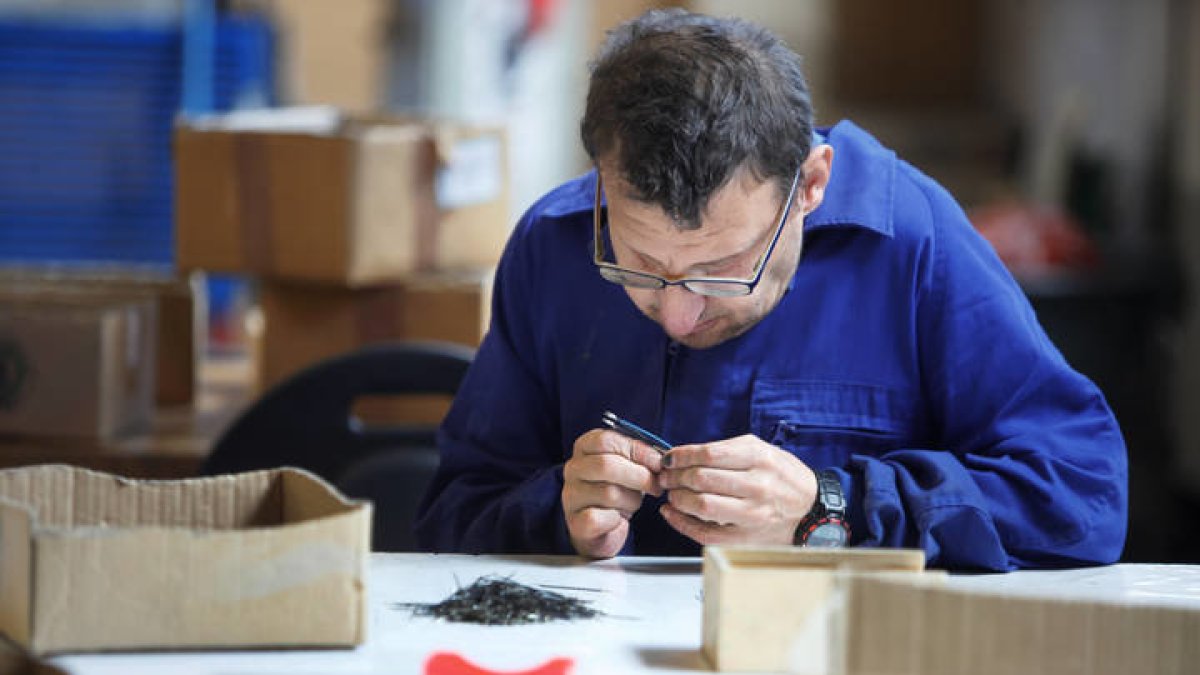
983,0,1171,245
691,0,835,118
421,0,589,220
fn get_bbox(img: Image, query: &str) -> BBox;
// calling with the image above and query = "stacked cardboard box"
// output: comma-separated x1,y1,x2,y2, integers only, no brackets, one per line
175,107,506,420
175,107,508,286
0,296,156,440
0,268,203,408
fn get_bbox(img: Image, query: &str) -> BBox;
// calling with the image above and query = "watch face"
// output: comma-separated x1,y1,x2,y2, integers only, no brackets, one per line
806,522,848,548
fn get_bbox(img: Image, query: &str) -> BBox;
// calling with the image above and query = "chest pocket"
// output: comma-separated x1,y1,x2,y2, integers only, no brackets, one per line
751,380,917,470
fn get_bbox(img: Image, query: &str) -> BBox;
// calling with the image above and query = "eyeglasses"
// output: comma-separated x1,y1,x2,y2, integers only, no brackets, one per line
592,168,801,298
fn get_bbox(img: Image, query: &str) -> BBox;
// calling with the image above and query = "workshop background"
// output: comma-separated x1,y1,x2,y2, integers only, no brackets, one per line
0,0,1197,563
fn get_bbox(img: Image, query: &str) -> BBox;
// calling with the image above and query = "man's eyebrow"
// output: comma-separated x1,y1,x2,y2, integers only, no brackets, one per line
633,242,756,274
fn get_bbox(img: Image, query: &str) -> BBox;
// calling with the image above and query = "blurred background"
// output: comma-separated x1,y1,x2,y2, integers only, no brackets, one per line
0,0,1197,562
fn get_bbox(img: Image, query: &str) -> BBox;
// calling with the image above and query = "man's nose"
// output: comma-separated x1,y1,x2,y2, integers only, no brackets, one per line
658,284,706,336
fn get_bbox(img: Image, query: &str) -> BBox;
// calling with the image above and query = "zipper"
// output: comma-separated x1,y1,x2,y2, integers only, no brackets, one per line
660,339,681,428
775,420,895,439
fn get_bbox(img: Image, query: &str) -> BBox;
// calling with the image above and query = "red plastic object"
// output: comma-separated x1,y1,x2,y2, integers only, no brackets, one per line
424,652,575,675
969,201,1101,279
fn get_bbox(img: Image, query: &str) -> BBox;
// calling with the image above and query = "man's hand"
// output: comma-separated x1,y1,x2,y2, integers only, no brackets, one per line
657,434,818,546
563,429,665,558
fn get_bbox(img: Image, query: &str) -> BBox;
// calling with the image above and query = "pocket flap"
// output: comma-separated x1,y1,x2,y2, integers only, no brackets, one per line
751,380,914,435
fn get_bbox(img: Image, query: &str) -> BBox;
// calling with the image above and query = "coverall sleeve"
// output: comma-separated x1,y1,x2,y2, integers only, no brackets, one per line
414,215,574,554
834,183,1128,571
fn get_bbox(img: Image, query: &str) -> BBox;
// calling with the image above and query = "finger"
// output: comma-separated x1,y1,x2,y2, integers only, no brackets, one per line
663,435,765,471
659,503,742,546
565,453,662,496
667,488,752,526
562,479,645,516
574,429,664,472
658,466,763,499
568,508,628,559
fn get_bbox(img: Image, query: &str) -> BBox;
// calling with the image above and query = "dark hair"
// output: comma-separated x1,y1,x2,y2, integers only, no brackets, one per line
581,9,814,228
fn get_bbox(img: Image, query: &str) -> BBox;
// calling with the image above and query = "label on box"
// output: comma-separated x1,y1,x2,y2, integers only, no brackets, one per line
436,135,503,209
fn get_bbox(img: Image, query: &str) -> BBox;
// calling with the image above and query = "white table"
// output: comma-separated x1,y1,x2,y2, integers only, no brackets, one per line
48,555,1200,675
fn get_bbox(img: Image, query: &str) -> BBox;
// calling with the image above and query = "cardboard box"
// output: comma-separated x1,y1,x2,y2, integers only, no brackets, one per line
175,107,510,285
0,268,204,406
258,268,491,397
0,298,156,439
0,465,370,654
831,0,982,107
706,546,1200,675
845,574,1200,675
263,0,392,113
702,546,927,673
0,640,66,675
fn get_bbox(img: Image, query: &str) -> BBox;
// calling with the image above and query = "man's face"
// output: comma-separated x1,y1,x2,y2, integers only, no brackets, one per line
599,147,832,350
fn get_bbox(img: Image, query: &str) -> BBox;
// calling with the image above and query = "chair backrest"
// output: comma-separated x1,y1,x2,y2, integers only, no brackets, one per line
202,340,474,551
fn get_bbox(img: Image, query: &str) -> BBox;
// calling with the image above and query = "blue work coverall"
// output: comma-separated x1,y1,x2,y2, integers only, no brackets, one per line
415,120,1128,570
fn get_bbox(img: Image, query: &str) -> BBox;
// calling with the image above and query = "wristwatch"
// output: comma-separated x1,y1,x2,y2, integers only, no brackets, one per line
794,469,850,547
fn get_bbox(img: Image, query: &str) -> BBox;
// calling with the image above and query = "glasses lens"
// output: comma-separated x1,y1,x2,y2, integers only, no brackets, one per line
683,281,754,298
599,266,665,289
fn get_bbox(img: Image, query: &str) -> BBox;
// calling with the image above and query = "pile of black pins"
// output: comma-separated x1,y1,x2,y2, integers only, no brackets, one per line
395,576,600,625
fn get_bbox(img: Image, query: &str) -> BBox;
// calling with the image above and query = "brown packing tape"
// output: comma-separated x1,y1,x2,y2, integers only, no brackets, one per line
412,135,441,272
234,133,275,273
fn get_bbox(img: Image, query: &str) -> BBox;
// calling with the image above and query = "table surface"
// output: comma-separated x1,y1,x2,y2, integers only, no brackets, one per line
47,555,1200,675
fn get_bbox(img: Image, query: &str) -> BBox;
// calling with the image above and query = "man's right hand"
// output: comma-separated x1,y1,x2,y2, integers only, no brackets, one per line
563,428,665,558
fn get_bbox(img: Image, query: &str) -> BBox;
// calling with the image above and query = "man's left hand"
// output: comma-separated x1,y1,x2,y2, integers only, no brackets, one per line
656,434,818,546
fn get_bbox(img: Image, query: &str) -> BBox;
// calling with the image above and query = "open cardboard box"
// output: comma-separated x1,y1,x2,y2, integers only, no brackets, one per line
705,546,1200,675
844,573,1200,675
702,546,929,673
0,465,370,655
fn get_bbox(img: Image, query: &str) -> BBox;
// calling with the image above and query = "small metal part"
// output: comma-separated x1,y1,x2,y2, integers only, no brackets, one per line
394,576,600,625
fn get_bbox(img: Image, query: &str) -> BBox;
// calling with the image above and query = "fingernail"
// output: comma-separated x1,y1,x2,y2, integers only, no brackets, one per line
662,453,673,468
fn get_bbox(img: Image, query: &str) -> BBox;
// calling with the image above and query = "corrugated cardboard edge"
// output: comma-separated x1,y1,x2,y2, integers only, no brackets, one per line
0,500,33,649
0,465,369,655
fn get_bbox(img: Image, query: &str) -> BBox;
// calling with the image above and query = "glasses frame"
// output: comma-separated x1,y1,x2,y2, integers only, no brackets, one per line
592,167,802,298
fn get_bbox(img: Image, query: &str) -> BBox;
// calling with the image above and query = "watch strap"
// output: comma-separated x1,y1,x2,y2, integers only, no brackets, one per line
794,469,850,546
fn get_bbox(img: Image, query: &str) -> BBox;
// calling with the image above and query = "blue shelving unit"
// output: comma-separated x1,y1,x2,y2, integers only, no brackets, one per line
0,13,274,266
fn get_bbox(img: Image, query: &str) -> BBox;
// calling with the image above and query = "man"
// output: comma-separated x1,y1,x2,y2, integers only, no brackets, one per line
415,9,1127,570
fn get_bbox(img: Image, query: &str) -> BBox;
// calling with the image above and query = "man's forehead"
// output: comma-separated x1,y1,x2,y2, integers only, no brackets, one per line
600,162,776,225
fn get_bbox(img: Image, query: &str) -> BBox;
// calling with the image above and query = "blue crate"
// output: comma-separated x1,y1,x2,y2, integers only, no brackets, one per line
0,15,274,266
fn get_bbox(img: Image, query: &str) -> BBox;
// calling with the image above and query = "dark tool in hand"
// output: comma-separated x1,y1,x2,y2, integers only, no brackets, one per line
601,410,673,454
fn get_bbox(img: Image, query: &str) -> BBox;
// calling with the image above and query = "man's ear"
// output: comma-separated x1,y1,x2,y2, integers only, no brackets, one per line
800,144,834,215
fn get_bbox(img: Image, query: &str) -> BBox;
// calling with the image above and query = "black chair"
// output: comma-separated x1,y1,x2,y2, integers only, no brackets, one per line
203,340,474,551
